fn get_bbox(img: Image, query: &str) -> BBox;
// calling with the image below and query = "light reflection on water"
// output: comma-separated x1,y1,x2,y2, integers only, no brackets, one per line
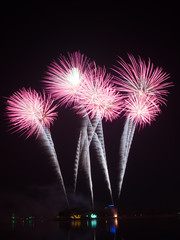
8,218,121,240
2,217,180,240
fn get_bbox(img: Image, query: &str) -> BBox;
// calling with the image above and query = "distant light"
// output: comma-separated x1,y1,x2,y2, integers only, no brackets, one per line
73,214,81,219
114,214,118,218
108,205,114,207
90,213,97,219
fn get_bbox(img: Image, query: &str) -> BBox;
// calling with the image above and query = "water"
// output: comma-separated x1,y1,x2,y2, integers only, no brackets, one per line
1,216,180,239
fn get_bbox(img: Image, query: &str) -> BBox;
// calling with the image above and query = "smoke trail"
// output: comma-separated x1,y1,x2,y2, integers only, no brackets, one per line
118,118,136,199
39,127,69,207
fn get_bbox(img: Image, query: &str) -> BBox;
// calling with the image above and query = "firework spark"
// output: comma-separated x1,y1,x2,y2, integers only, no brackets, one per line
124,94,161,128
113,54,171,104
77,64,122,121
44,51,90,107
6,88,69,206
6,88,57,138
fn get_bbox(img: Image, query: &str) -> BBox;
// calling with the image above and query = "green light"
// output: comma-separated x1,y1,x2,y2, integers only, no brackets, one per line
12,220,15,230
29,216,32,219
29,220,32,227
12,213,15,220
90,213,97,219
91,219,97,228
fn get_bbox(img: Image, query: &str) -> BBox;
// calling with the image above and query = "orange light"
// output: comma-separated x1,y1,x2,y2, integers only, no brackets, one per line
73,215,81,219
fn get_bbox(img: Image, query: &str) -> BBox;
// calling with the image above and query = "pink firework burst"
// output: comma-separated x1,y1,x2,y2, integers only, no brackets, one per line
44,51,90,107
76,64,123,121
6,88,58,138
113,54,171,104
124,94,161,128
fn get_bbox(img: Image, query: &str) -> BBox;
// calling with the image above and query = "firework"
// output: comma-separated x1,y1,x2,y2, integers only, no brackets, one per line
77,64,122,121
74,65,121,201
45,53,118,206
44,51,90,107
113,55,171,199
6,88,69,206
113,54,171,104
6,88,57,138
124,94,161,128
117,95,160,198
74,64,123,204
44,51,96,206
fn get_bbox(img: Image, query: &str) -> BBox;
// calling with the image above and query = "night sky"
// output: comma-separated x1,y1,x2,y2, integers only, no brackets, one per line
0,2,179,218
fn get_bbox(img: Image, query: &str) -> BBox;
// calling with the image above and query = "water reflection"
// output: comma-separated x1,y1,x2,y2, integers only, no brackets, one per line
70,219,116,231
65,219,122,240
9,216,180,240
71,220,81,228
68,218,120,239
90,219,97,228
10,218,121,239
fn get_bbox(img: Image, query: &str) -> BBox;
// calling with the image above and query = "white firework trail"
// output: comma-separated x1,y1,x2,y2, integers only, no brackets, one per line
73,115,100,194
73,116,94,208
73,114,113,205
94,120,106,158
91,130,114,204
125,120,136,161
39,126,69,207
87,117,113,204
73,130,82,192
119,117,130,161
73,116,90,192
87,116,101,144
80,125,94,208
118,118,136,199
118,118,129,198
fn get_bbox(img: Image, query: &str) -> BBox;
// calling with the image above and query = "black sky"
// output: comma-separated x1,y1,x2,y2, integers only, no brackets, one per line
0,2,180,217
